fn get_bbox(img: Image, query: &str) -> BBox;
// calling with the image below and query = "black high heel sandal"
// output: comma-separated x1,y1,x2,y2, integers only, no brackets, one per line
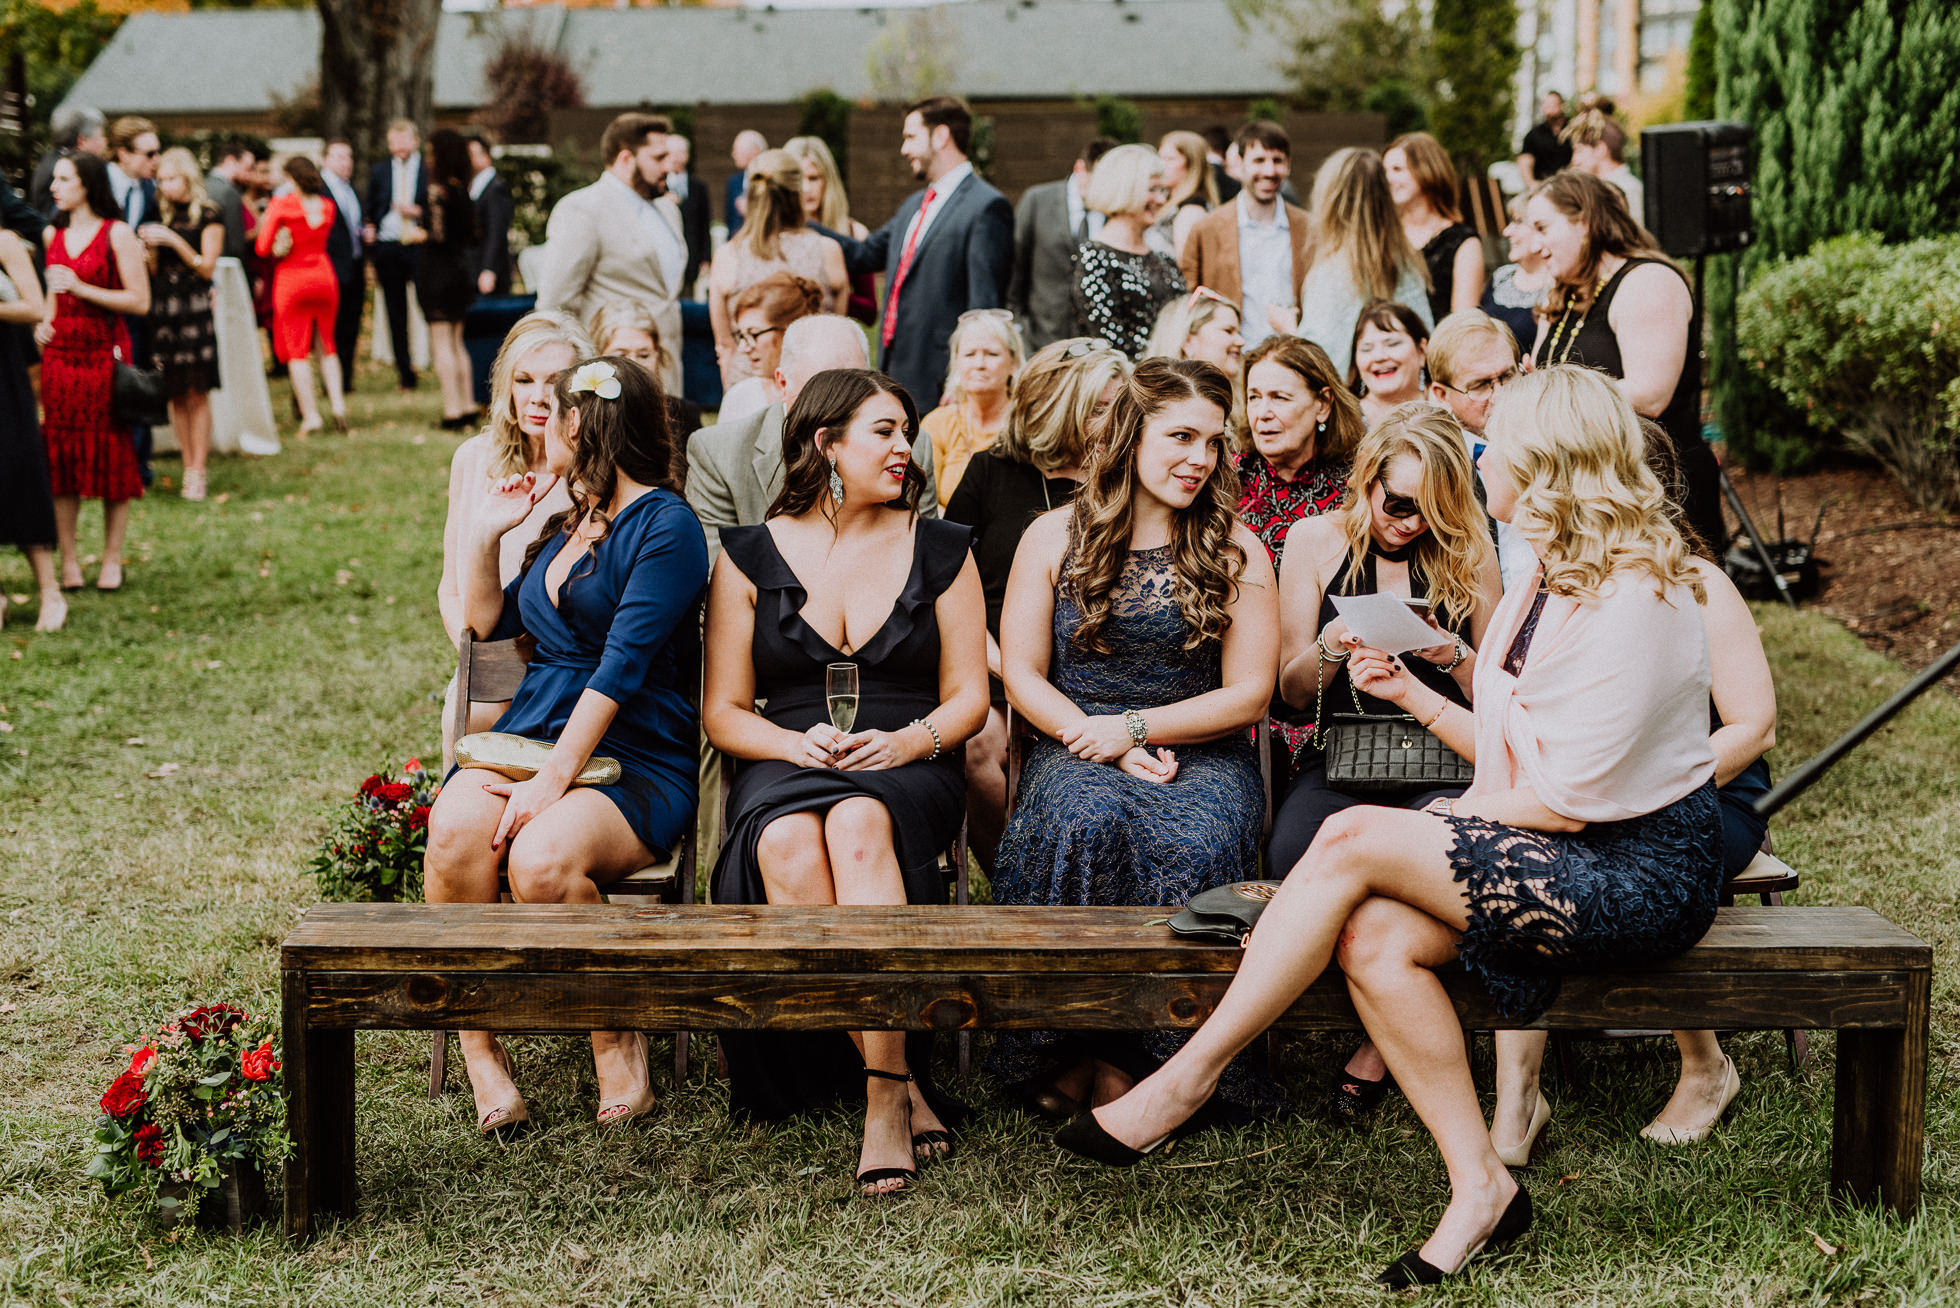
856,1067,919,1198
1374,1185,1533,1290
1328,1069,1394,1123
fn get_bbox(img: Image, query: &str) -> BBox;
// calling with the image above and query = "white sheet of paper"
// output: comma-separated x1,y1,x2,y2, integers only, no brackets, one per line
1329,592,1446,655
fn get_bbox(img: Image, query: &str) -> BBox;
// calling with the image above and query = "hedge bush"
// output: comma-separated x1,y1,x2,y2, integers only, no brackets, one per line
1737,232,1960,511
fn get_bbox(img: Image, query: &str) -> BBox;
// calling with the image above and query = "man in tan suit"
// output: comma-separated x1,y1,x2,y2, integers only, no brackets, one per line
537,113,688,393
1179,120,1311,350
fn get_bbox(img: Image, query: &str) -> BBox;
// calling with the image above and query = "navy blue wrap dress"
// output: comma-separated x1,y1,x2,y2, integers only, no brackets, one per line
485,489,710,856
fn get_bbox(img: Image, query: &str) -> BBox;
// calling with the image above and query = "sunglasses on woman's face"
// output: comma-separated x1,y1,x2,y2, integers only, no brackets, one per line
1377,485,1423,521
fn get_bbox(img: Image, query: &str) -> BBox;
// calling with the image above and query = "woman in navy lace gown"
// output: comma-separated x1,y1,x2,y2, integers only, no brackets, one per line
704,368,988,1198
992,358,1279,1122
1057,365,1723,1290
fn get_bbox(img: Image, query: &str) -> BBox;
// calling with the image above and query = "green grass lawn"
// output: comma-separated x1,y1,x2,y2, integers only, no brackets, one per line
1,388,1957,1306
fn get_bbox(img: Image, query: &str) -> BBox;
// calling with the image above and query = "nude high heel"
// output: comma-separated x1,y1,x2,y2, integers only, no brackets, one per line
1640,1056,1740,1145
1492,1091,1551,1169
474,1041,530,1137
595,1031,656,1127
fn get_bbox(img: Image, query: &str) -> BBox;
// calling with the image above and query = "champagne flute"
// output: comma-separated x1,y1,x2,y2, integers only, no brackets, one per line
826,662,859,736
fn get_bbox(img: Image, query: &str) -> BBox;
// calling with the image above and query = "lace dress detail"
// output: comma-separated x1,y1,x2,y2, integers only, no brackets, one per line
1443,589,1724,1021
989,546,1282,1120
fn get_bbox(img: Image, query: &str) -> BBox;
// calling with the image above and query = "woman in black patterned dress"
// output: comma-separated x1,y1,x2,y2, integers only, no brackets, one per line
1069,144,1186,358
992,358,1280,1123
140,149,223,500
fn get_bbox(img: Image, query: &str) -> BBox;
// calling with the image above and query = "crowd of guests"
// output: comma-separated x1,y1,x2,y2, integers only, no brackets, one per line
411,93,1773,1287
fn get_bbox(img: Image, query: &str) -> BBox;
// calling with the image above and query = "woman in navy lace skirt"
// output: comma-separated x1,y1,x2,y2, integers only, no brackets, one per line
1056,365,1723,1290
992,358,1280,1123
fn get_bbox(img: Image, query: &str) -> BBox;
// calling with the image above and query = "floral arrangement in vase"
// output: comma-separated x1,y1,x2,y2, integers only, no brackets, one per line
88,1004,292,1230
308,758,439,901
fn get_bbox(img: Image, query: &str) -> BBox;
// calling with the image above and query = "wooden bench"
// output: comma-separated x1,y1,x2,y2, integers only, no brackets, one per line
281,902,1929,1240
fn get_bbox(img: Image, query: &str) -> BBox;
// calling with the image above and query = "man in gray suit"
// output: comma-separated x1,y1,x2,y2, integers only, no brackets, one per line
1008,137,1115,352
686,316,939,563
537,112,688,394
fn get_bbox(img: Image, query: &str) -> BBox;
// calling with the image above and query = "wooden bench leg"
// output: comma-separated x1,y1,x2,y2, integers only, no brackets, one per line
429,1030,449,1098
1829,972,1928,1217
282,972,356,1241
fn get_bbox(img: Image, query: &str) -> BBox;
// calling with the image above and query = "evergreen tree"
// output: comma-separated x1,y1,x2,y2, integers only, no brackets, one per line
1428,0,1521,167
1710,0,1960,467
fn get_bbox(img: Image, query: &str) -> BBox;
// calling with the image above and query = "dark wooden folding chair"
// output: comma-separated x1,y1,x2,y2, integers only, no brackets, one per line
427,629,697,1099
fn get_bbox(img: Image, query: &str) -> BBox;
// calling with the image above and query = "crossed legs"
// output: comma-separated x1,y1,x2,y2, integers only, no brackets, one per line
756,797,948,1193
425,769,659,1123
1086,806,1516,1273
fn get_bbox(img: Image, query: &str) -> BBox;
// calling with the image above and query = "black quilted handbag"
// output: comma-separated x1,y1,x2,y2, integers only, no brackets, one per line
1315,671,1473,797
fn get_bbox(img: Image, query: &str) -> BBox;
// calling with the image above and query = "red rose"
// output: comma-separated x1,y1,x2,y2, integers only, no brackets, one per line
377,782,413,807
240,1038,281,1083
408,805,430,831
404,758,422,773
179,1004,246,1043
100,1068,148,1119
359,774,384,798
134,1123,165,1167
129,1046,156,1075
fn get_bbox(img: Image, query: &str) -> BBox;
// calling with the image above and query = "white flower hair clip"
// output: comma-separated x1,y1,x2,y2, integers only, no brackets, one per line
567,361,621,400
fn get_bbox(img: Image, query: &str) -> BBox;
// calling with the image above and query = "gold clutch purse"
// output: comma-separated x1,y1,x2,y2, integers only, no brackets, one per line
454,732,622,787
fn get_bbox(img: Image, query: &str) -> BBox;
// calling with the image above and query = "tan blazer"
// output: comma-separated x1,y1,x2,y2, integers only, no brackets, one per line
536,175,685,393
1178,199,1312,310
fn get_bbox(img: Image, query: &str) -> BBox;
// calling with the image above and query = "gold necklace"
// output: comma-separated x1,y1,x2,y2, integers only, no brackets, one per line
1541,272,1612,366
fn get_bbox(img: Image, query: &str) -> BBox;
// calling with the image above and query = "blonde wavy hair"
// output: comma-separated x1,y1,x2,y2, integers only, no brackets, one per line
483,311,595,477
1064,358,1245,653
782,135,853,231
995,338,1130,473
1485,365,1705,603
154,147,212,227
1144,288,1240,362
1305,147,1428,301
941,310,1025,407
1332,402,1494,625
1158,131,1219,210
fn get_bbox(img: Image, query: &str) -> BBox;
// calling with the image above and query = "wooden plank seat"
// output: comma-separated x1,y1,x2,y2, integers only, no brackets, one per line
281,902,1929,1240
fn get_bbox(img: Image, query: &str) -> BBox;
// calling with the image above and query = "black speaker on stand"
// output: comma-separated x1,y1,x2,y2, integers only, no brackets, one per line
1638,121,1793,603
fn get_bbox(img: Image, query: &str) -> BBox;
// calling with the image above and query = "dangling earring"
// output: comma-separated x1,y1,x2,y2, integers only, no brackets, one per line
827,456,844,507
1315,418,1327,437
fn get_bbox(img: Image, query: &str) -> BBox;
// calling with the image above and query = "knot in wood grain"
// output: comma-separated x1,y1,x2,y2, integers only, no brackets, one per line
404,974,449,1007
920,994,978,1030
1168,994,1203,1023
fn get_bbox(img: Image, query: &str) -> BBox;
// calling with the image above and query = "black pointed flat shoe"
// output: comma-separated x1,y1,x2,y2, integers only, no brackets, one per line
1374,1185,1532,1290
1053,1110,1184,1167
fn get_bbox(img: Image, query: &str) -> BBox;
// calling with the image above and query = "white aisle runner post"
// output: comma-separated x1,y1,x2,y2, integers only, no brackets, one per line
207,256,281,457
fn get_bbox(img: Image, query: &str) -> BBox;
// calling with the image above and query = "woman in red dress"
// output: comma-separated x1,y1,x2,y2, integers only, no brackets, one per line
36,152,151,593
255,155,345,433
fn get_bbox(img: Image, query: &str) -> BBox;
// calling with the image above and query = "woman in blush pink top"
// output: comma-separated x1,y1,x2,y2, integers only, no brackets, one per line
1051,364,1722,1291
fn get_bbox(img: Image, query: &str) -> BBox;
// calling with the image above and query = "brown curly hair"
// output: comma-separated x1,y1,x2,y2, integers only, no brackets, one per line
1063,358,1246,654
521,355,681,575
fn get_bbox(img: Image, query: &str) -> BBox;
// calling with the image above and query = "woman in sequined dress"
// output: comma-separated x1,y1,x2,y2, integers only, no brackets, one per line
1068,145,1186,358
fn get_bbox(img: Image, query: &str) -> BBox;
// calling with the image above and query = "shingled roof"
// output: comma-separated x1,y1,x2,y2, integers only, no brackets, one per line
61,0,1300,117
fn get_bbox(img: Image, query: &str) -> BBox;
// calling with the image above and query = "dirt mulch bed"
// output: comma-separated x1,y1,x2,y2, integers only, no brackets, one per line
1725,461,1960,693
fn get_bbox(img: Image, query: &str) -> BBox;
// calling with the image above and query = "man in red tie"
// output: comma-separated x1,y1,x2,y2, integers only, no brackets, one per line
820,96,1014,413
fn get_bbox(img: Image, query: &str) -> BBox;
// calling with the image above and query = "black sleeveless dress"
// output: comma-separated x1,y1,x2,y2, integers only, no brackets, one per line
1534,257,1725,551
1420,222,1479,321
710,518,971,1122
1267,546,1474,875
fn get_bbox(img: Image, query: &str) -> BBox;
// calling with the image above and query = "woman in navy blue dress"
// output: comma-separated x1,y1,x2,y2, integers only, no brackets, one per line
424,354,708,1137
703,368,989,1197
992,358,1280,1123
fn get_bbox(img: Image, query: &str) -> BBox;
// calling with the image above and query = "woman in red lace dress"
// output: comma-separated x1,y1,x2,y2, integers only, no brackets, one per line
255,154,345,434
36,153,151,593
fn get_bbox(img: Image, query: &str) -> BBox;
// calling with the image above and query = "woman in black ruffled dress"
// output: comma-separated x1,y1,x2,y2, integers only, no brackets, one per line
703,368,988,1198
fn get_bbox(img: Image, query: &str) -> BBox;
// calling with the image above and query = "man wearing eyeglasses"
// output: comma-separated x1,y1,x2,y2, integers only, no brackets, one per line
106,117,161,487
1425,310,1534,590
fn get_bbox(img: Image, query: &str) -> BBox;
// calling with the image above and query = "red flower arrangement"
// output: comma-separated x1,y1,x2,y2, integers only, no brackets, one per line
88,1005,291,1225
309,758,441,902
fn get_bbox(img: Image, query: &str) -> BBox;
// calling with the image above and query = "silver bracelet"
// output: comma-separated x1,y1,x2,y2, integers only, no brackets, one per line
909,718,942,761
1316,632,1350,662
1122,708,1149,747
1440,636,1468,673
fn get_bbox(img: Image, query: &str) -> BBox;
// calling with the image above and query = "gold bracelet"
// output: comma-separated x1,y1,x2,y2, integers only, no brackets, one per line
1420,699,1450,730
